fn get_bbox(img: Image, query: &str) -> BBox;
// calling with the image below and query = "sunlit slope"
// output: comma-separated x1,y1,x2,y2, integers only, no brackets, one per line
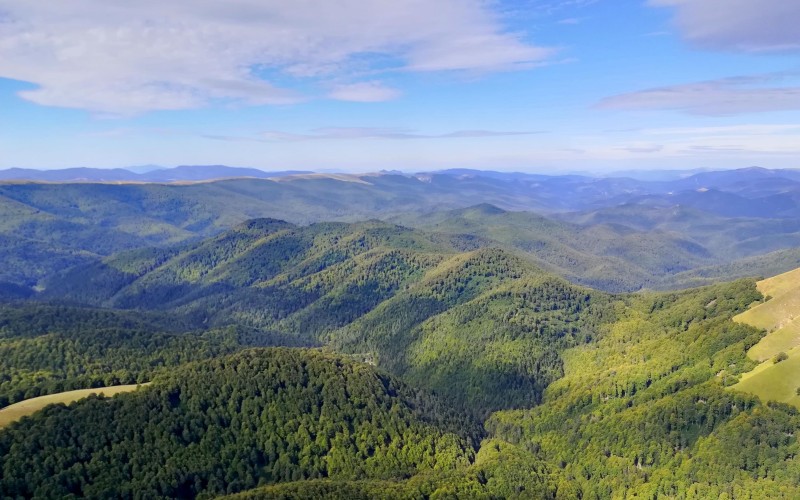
732,267,800,407
757,266,800,299
734,346,800,408
747,321,800,362
734,267,800,360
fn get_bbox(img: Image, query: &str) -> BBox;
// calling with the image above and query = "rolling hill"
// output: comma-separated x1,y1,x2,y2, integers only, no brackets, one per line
5,211,800,496
5,167,800,290
39,219,614,415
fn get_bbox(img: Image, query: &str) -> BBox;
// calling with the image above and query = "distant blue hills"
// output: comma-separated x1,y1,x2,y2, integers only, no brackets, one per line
0,165,312,182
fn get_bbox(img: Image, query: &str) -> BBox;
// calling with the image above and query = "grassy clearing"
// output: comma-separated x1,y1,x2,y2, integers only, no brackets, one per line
734,286,800,332
732,267,800,407
0,384,148,430
748,319,800,362
733,345,800,407
756,266,800,299
734,265,800,357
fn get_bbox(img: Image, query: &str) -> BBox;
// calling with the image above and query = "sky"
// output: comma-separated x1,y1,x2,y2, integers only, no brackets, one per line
0,0,799,172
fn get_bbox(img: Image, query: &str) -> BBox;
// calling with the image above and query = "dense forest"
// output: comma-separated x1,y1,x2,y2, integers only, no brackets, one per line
0,349,479,498
0,303,240,408
2,206,800,498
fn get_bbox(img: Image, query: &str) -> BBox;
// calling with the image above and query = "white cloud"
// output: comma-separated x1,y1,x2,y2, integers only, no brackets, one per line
328,81,401,102
650,0,800,52
258,127,539,141
0,0,553,114
597,74,800,116
607,124,800,159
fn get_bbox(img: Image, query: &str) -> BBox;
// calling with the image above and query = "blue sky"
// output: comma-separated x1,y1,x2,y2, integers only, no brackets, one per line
0,0,799,172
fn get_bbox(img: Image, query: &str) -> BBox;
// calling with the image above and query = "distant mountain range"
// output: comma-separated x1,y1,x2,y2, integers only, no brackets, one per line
3,164,800,290
3,164,800,186
0,165,312,182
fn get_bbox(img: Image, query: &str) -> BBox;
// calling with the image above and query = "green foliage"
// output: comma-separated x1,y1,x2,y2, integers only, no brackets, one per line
4,170,800,292
5,207,800,498
774,351,789,364
0,303,239,408
326,248,615,415
483,279,800,498
0,349,478,499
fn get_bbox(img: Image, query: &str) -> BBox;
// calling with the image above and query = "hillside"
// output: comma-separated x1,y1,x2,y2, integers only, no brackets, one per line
0,303,239,408
40,220,613,415
5,229,800,496
659,247,800,290
398,204,716,291
560,203,800,263
731,267,800,408
4,173,800,497
0,384,147,429
233,278,800,498
0,349,480,498
484,279,800,498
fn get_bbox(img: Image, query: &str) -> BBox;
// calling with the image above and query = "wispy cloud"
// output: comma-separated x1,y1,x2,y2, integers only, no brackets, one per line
641,124,800,136
328,81,402,102
650,0,800,52
620,145,664,153
597,73,800,116
0,0,555,114
202,127,542,143
263,127,542,141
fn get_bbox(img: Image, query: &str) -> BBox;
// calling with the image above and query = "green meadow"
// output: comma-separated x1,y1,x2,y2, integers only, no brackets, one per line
733,267,800,407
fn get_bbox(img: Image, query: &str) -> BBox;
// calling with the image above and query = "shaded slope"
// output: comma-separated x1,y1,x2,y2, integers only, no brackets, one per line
329,248,614,414
43,224,615,415
0,303,239,408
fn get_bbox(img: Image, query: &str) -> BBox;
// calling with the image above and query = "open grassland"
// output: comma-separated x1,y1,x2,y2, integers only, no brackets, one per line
733,345,800,407
757,267,800,299
734,286,800,332
0,384,147,429
735,266,800,358
732,267,800,407
748,319,800,362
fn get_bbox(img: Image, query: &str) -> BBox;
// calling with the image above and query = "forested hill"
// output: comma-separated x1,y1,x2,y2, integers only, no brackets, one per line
6,273,800,498
397,203,800,291
4,182,800,496
0,348,480,498
38,219,613,416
